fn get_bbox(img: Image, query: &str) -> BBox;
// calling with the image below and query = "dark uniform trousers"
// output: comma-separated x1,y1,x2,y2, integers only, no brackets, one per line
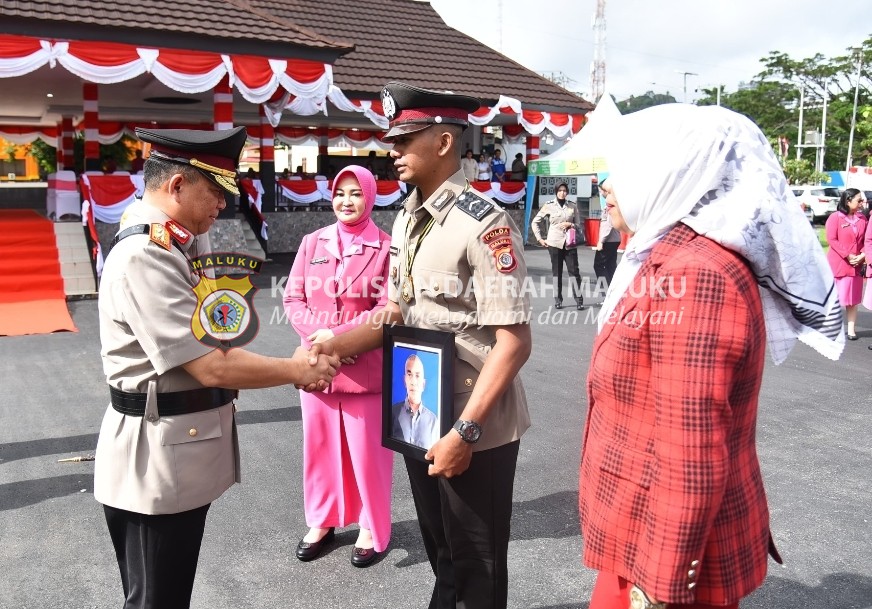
593,241,620,290
104,503,211,609
404,441,520,609
548,246,582,304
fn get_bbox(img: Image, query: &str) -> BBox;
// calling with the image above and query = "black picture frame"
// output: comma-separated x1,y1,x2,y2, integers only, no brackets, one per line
382,325,454,461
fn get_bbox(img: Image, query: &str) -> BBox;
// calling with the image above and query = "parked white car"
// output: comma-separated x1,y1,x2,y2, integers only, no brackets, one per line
791,185,840,223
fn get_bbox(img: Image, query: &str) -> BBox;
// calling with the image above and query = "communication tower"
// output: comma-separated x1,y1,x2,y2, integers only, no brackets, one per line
590,0,607,101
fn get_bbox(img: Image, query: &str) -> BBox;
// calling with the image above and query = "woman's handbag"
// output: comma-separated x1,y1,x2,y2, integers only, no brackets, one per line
565,226,578,248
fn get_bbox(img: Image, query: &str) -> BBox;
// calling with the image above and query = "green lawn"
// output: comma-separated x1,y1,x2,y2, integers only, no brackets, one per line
816,225,828,252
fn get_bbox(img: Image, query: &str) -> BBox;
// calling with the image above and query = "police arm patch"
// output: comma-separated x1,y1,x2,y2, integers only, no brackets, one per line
481,226,517,273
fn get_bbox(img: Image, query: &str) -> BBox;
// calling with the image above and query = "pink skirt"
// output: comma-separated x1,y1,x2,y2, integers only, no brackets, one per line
835,276,863,307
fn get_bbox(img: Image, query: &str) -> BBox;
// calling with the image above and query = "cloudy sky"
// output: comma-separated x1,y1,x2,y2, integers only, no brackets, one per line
427,0,869,103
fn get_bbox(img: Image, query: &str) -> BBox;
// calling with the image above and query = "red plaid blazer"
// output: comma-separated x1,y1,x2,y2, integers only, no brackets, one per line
579,224,781,605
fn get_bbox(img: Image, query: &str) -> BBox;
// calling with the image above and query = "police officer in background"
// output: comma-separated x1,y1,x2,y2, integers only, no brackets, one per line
308,81,532,609
94,126,339,609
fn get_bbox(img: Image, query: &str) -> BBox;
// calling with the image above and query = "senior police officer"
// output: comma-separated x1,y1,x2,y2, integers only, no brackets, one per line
308,82,532,609
94,126,339,609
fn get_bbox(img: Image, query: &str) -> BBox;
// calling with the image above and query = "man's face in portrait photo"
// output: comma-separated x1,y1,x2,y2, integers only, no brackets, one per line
404,355,426,409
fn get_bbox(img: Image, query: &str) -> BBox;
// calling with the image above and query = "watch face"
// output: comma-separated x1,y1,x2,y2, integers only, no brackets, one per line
454,420,482,443
463,422,481,442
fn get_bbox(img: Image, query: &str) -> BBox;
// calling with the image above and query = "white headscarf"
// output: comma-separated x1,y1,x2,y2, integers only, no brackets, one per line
598,104,844,364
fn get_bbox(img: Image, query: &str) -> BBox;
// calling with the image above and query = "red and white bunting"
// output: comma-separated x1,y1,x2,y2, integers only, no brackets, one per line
0,34,332,106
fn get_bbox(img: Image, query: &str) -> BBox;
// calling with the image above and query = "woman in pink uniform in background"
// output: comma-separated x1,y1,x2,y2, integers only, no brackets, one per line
283,165,392,568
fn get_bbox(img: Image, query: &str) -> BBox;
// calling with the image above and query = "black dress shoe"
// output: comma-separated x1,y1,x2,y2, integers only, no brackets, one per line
867,344,872,350
554,299,563,309
847,334,859,341
295,528,335,562
576,302,586,310
351,546,378,568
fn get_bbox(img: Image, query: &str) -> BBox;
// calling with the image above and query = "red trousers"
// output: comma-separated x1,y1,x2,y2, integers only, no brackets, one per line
590,572,739,609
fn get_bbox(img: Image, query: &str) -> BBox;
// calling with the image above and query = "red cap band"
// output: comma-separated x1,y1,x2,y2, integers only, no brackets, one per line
390,106,469,126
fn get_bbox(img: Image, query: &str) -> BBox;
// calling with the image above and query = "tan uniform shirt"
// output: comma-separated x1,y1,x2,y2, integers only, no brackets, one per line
531,199,581,248
94,202,239,515
387,169,531,452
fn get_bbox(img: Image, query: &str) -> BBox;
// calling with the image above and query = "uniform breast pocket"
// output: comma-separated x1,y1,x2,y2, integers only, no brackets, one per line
159,409,223,446
417,268,462,306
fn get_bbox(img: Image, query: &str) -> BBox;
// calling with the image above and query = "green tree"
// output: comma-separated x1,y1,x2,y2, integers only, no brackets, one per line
28,139,57,176
751,40,871,170
25,134,137,176
616,91,677,114
782,158,829,185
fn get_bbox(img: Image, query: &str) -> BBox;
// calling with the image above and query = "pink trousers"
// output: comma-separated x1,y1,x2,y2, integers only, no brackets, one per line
299,391,394,552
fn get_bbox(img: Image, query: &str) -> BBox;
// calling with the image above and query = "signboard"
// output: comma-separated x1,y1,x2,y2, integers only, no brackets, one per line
528,157,608,177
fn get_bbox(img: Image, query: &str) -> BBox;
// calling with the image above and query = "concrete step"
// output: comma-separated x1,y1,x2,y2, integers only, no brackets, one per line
53,222,96,296
238,219,266,261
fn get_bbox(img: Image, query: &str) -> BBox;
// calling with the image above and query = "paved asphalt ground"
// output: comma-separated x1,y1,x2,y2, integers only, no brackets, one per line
2,246,871,609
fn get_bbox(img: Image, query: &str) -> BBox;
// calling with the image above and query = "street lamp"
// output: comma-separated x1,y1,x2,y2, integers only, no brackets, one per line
846,47,864,172
675,70,698,103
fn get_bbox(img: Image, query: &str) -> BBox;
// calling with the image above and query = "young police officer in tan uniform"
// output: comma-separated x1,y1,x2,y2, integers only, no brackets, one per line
94,126,339,609
308,82,532,609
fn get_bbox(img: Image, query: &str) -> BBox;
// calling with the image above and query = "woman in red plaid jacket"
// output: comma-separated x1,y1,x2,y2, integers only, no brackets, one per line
580,104,845,609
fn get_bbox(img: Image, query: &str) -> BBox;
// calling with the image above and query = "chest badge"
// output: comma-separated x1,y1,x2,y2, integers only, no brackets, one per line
401,277,414,303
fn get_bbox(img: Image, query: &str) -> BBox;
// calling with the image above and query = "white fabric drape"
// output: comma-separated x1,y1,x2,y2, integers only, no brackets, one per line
599,103,844,363
0,35,333,109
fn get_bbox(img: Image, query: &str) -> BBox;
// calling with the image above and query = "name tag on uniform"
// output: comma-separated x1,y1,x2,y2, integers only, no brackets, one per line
310,256,328,265
389,246,399,256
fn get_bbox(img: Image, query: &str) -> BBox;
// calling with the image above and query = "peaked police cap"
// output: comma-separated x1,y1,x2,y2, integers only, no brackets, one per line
381,81,481,141
136,126,247,195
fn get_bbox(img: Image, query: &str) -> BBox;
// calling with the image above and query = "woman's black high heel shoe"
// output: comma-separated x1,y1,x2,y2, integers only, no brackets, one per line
295,528,335,562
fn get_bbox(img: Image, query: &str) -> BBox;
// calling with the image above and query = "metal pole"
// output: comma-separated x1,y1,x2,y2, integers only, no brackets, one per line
716,85,721,107
846,49,863,171
796,86,804,160
819,81,828,174
676,71,698,103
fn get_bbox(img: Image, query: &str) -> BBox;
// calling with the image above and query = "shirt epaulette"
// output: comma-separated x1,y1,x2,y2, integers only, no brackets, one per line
455,190,493,221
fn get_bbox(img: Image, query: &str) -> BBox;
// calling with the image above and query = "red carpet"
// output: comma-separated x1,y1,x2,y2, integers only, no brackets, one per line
0,210,77,335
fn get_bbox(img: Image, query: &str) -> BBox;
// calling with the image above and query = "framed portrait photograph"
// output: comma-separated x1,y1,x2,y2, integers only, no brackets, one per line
382,325,455,461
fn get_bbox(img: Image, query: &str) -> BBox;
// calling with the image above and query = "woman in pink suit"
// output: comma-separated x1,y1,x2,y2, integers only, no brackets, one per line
283,165,392,568
825,188,867,340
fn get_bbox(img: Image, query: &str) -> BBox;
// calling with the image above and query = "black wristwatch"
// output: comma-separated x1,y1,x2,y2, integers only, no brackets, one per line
453,420,482,444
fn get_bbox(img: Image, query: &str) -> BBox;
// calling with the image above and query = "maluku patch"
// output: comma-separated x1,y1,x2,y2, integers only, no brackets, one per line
481,226,517,273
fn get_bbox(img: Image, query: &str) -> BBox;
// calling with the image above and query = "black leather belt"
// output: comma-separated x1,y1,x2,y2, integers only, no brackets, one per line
109,386,237,417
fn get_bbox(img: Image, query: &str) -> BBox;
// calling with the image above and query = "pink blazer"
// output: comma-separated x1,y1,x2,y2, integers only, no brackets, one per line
283,222,391,394
825,211,867,278
865,217,872,278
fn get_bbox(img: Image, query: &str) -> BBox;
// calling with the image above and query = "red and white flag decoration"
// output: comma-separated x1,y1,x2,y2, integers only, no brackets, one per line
0,34,332,106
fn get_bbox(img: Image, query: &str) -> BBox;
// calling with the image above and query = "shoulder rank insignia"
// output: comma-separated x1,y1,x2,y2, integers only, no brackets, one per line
149,223,172,251
455,190,493,221
431,188,455,211
165,220,192,245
